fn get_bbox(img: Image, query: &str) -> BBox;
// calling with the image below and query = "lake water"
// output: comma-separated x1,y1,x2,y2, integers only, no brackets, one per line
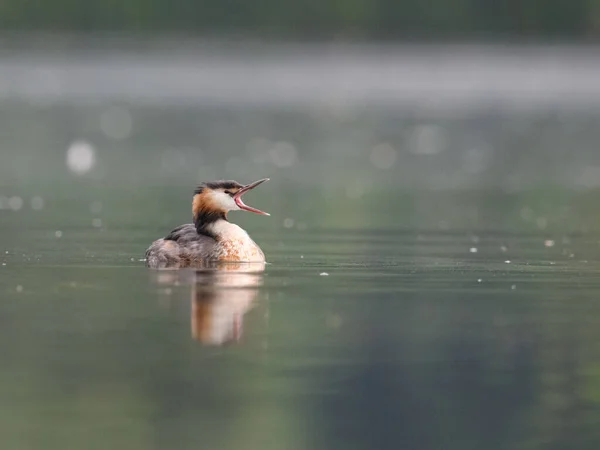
2,41,600,449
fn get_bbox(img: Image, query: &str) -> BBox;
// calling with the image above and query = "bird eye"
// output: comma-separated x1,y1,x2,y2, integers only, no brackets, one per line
224,190,233,196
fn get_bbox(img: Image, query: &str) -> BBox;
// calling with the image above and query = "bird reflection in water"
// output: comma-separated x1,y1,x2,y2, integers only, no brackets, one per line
152,261,265,346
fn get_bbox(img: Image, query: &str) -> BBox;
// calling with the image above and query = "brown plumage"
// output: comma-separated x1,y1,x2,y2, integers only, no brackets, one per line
145,179,270,269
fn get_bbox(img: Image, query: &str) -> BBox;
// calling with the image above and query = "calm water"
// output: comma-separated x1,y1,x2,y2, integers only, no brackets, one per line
3,213,600,449
2,42,600,449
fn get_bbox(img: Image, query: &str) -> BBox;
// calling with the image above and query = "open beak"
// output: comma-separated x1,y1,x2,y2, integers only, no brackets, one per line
234,178,270,215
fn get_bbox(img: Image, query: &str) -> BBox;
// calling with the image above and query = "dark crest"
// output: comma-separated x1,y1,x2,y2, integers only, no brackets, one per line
194,180,243,195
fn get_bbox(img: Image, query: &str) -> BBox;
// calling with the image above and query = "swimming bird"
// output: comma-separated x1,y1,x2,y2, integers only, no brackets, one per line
145,178,270,268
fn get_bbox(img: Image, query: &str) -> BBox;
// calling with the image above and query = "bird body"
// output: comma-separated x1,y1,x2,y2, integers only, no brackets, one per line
146,179,269,269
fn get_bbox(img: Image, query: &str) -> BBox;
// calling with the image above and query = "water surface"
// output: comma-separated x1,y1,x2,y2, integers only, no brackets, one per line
2,42,600,450
3,216,600,450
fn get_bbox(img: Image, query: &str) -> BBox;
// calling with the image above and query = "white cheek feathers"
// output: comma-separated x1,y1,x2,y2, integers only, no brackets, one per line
211,191,239,211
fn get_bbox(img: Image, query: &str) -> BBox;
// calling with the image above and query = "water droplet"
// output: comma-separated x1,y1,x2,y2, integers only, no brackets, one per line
16,285,23,293
469,247,478,253
66,140,96,175
8,196,23,211
55,230,63,238
511,285,517,290
544,240,555,248
477,278,482,283
92,218,102,228
500,245,508,252
283,218,295,228
1,263,6,266
320,272,329,276
505,260,511,264
370,142,397,170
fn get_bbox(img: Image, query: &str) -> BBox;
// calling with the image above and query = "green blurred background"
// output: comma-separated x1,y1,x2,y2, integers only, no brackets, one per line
1,0,600,38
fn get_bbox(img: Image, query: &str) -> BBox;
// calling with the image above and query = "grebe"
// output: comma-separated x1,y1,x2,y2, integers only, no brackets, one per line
145,178,270,268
